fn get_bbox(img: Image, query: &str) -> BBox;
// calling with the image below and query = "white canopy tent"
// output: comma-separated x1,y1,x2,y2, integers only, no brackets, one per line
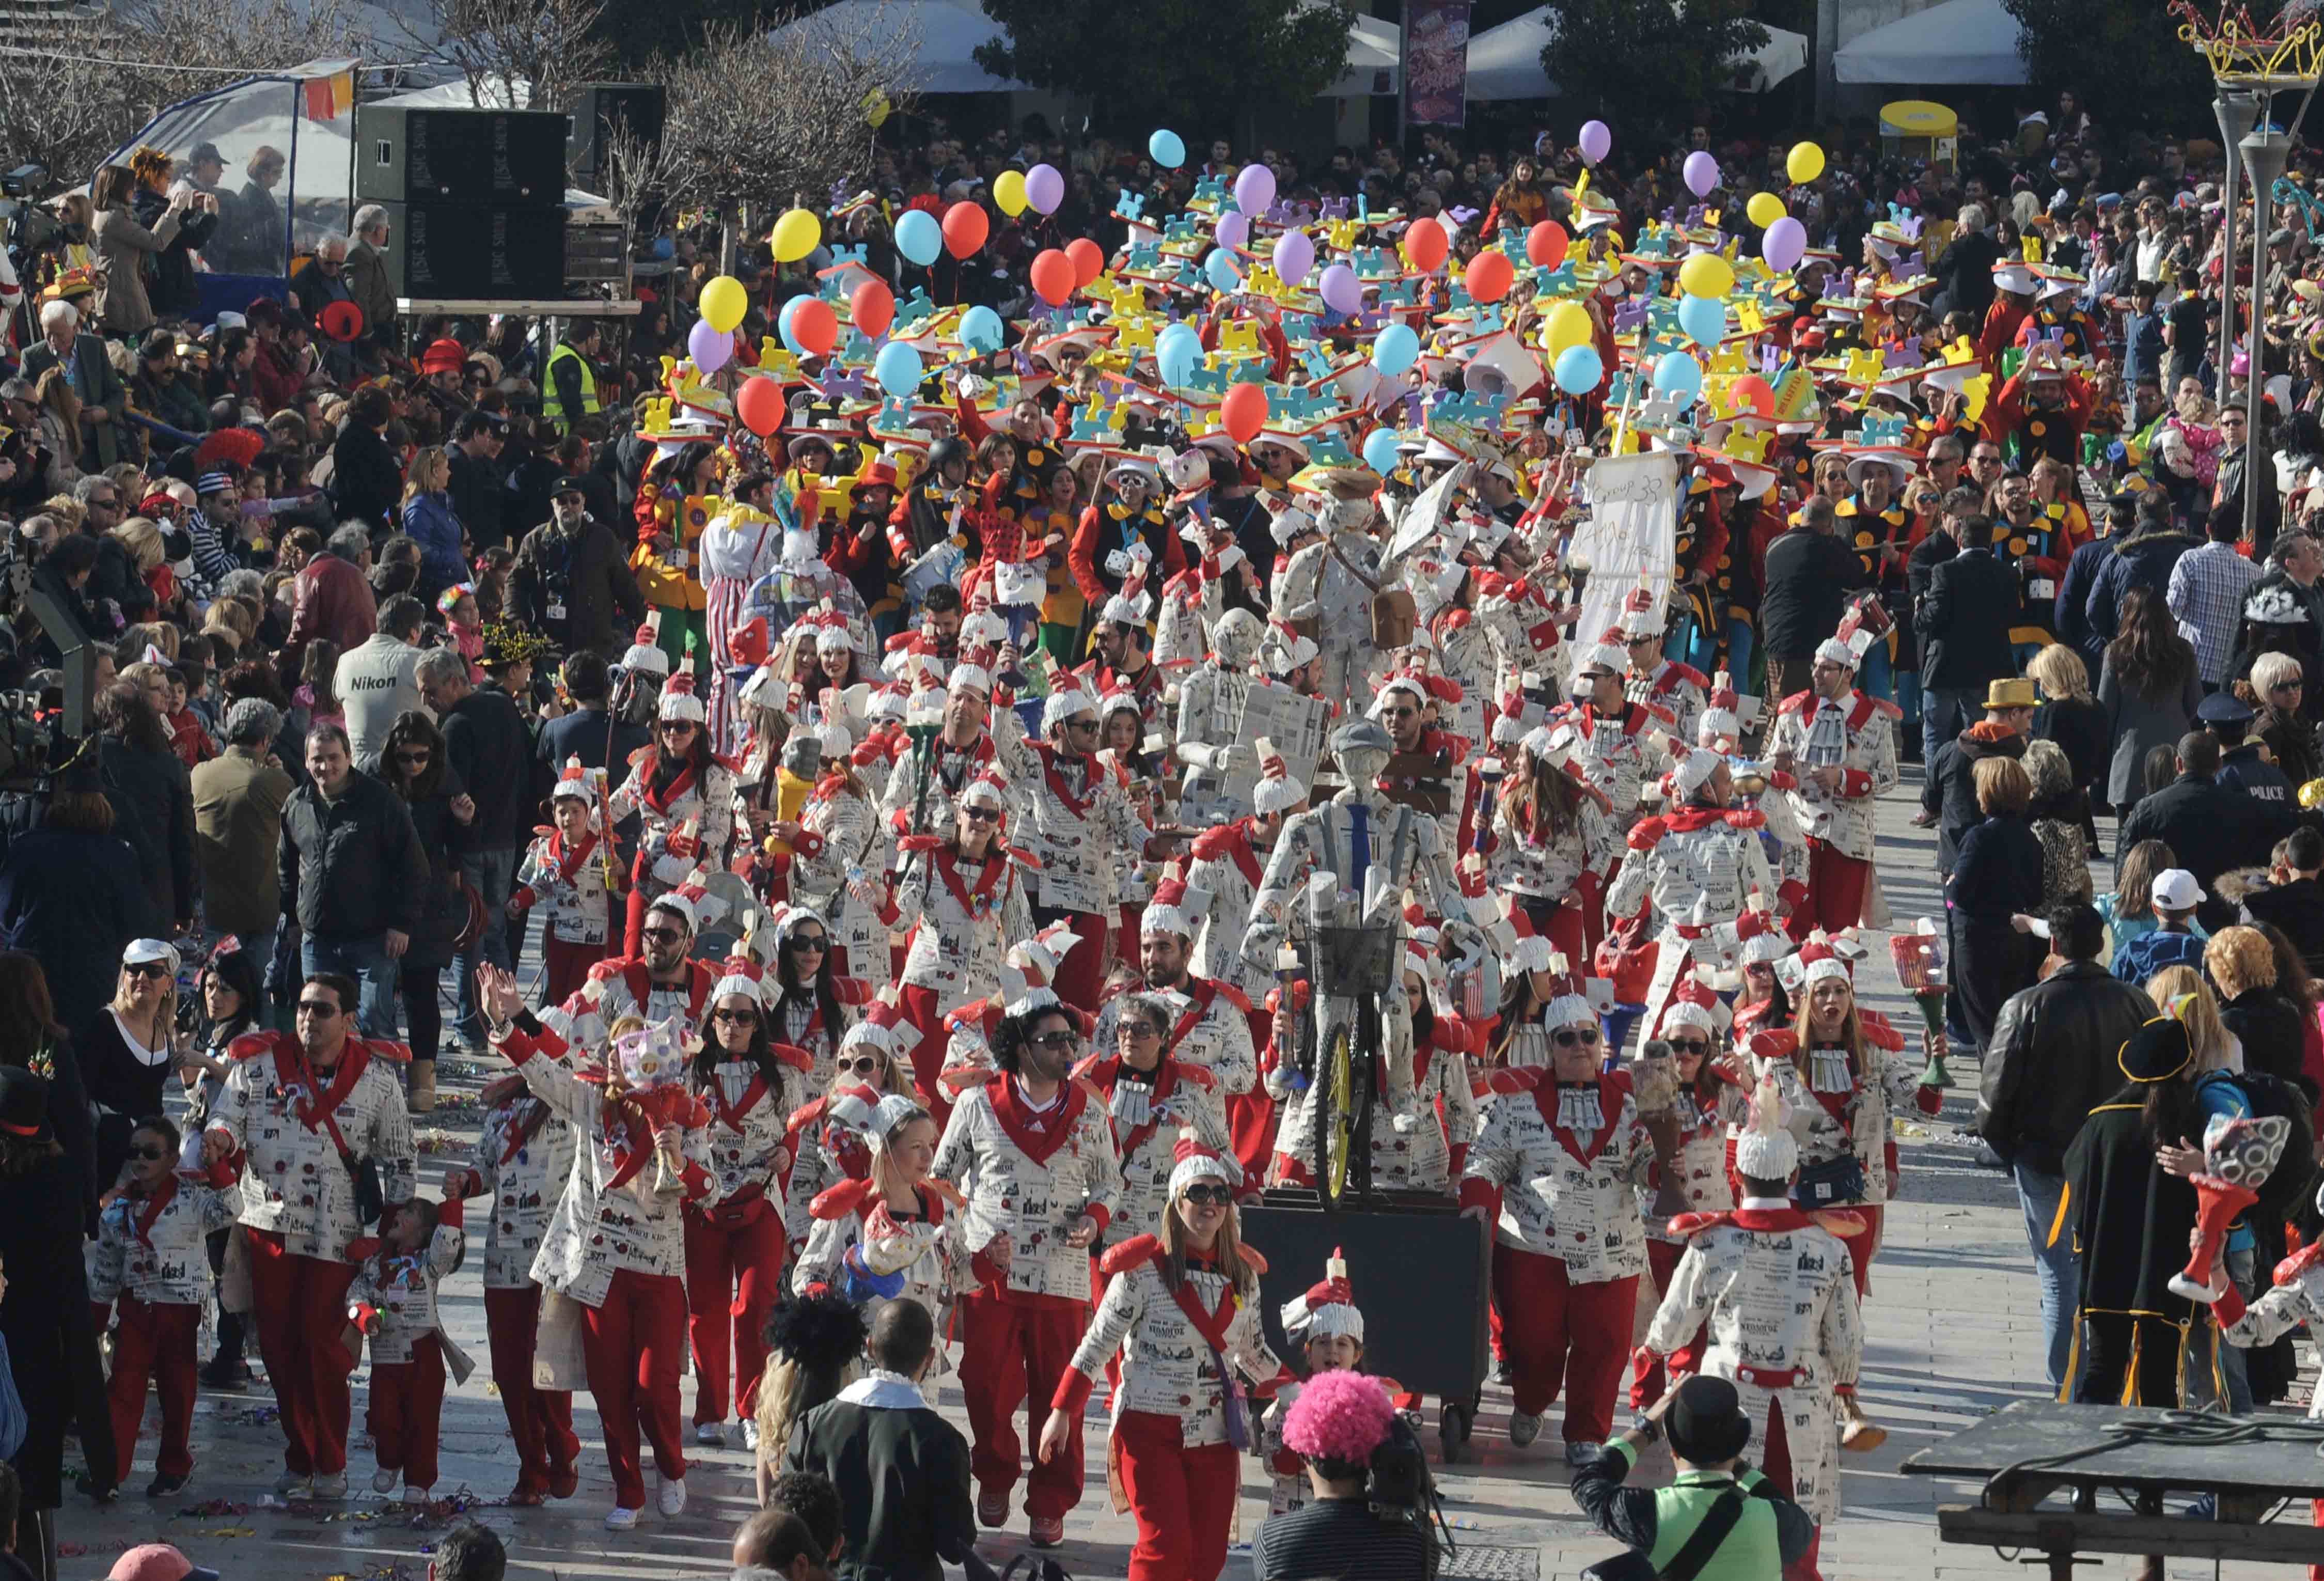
1833,0,2028,85
767,0,1032,93
1465,3,1809,99
1333,11,1401,98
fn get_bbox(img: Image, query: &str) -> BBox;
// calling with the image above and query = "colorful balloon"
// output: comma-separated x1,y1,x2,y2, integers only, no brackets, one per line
1654,351,1704,402
769,208,820,263
1216,211,1249,251
1149,129,1185,169
1465,251,1514,303
1786,142,1825,184
851,278,893,339
1233,163,1276,217
941,202,988,259
1221,382,1269,443
873,340,923,397
1274,229,1315,285
1403,217,1449,273
1553,343,1603,395
1362,429,1402,474
737,376,785,437
1732,374,1776,417
1066,238,1104,287
1678,252,1736,300
1745,192,1786,229
1024,164,1064,215
1678,293,1727,347
1578,120,1611,165
1157,323,1202,385
1544,300,1593,356
895,209,941,267
699,274,748,334
993,170,1028,217
1682,151,1720,198
1372,322,1419,375
787,297,836,357
689,318,732,374
958,305,1003,352
1526,221,1569,269
1206,249,1243,293
1762,216,1808,273
1030,248,1076,307
1318,263,1361,316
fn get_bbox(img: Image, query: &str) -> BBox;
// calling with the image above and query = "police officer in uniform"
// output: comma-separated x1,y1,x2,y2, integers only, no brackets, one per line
2203,691,2299,839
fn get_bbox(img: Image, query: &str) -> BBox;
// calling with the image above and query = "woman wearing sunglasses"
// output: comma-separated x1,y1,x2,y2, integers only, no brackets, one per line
682,948,813,1454
1484,728,1619,972
759,902,863,1092
755,730,884,984
1080,993,1236,1253
1460,958,1653,1466
609,673,735,956
778,1012,915,1258
81,938,184,1188
1039,1135,1281,1581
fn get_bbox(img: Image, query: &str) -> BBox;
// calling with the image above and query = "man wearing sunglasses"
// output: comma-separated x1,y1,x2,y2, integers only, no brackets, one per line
1548,638,1658,826
874,658,1000,846
540,893,718,1054
200,971,416,1500
1073,583,1166,735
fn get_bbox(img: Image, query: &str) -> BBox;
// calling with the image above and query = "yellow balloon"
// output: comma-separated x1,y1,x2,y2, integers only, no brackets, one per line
1786,141,1826,184
1678,252,1734,300
1745,191,1786,229
770,208,822,264
700,275,748,335
1544,300,1594,357
994,170,1028,217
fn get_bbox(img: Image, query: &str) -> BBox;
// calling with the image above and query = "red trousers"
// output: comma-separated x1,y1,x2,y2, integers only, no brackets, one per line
580,1267,690,1509
1849,1204,1882,1299
1630,1239,1706,1412
896,982,953,1125
1230,1008,1278,1184
104,1295,198,1483
541,932,613,1010
244,1231,358,1476
1791,842,1871,941
1490,1242,1637,1446
1114,1409,1238,1581
370,1334,446,1491
483,1285,579,1494
684,1206,784,1423
1032,906,1108,1014
959,1292,1084,1519
1759,1401,1824,1581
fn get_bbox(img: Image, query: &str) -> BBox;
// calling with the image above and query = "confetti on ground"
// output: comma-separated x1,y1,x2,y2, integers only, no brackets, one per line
178,1499,253,1518
192,1527,256,1540
224,1405,280,1426
414,1129,464,1155
482,1382,499,1397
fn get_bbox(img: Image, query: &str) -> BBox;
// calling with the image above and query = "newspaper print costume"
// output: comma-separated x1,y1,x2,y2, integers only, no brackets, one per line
1459,1070,1655,1282
930,1076,1124,1303
207,1035,419,1262
347,1216,468,1366
89,1177,237,1307
1172,612,1266,823
1071,1051,1237,1247
467,1090,579,1288
1273,502,1384,707
1605,808,1780,1032
1765,689,1902,865
1062,1244,1285,1445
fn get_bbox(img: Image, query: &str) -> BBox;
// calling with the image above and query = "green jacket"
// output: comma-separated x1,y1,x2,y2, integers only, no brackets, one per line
1571,1438,1814,1579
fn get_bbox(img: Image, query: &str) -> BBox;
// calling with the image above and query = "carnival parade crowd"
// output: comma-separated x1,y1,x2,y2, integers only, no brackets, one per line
8,85,2324,1581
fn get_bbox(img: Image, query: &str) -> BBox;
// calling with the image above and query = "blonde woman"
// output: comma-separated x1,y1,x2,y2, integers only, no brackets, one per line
29,367,81,492
2028,642,2106,836
2244,650,2319,788
82,937,183,1187
2203,926,2306,1085
90,162,189,337
400,447,465,602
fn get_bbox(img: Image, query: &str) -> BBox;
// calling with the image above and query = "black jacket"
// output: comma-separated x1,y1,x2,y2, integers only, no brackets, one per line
2216,742,2299,841
331,424,404,539
0,1127,115,1505
1921,724,2027,873
2035,695,2110,800
1978,959,2157,1175
1916,545,2021,691
278,768,425,940
2221,987,2309,1090
510,516,648,660
442,683,532,849
398,773,474,970
1950,811,2045,921
2240,874,2324,978
130,186,218,318
99,735,194,930
2085,529,2202,650
448,446,508,553
2064,1086,2200,1323
0,828,144,1044
1758,527,1868,661
2117,772,2283,931
784,1389,978,1581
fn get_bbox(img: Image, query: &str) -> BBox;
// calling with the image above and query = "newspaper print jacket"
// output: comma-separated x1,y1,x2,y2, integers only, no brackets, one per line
89,1177,237,1308
347,1217,466,1366
466,1092,578,1289
932,1075,1124,1305
206,1034,418,1263
1459,1070,1654,1282
1061,1245,1285,1446
1765,690,1902,863
1071,1052,1237,1248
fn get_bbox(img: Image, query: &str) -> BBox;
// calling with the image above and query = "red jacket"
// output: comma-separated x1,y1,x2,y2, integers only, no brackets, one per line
281,552,376,680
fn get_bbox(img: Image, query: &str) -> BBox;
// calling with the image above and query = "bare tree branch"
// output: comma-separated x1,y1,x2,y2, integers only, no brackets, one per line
388,0,612,112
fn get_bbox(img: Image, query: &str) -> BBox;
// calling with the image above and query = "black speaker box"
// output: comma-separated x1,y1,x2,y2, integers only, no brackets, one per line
379,200,567,301
356,106,569,206
569,83,666,186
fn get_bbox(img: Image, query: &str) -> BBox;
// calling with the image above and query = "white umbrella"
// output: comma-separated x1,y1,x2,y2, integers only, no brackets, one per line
1833,0,2028,84
1466,3,1808,100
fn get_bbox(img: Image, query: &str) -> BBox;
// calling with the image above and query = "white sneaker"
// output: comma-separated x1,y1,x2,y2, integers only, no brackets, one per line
693,1421,725,1448
308,1472,348,1500
741,1418,760,1452
272,1471,308,1499
604,1505,641,1531
1564,1440,1603,1468
404,1483,432,1506
657,1476,687,1517
371,1467,399,1494
1508,1410,1542,1449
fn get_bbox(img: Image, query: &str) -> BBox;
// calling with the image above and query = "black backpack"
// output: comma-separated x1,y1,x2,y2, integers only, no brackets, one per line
2232,1068,2317,1223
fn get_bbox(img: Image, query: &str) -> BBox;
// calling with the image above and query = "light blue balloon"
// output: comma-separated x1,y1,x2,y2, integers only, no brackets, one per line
1372,322,1419,376
1678,292,1726,348
1149,129,1185,169
777,296,808,358
1553,343,1604,395
1205,249,1243,293
1362,429,1403,474
1157,323,1202,386
896,209,941,267
1654,351,1704,402
874,340,923,397
958,305,1003,352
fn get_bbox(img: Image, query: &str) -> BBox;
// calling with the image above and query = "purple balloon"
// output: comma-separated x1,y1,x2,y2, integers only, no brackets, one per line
1216,210,1249,251
1274,229,1314,285
1318,262,1360,315
689,317,732,374
1579,119,1611,165
1024,163,1064,216
1683,150,1720,198
1233,163,1276,217
1762,216,1808,274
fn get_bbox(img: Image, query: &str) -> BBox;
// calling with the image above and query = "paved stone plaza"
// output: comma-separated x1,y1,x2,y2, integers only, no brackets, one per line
59,770,2315,1579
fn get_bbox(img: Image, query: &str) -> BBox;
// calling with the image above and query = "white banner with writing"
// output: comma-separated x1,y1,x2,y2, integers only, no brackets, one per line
1569,451,1680,664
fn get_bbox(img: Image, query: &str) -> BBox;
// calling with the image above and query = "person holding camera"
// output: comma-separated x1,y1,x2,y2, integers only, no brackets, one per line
1569,1375,1816,1581
1251,1369,1435,1581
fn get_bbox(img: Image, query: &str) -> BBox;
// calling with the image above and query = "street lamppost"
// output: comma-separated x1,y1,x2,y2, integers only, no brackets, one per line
2214,89,2260,409
2244,126,2292,545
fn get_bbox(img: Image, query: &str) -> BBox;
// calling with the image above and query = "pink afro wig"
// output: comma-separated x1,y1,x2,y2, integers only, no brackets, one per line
1282,1369,1394,1464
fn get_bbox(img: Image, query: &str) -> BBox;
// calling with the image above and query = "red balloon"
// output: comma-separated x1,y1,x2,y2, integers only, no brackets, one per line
1220,382,1269,445
1030,248,1077,307
1404,217,1448,273
851,278,894,338
1732,374,1776,418
790,297,838,357
737,377,786,438
1066,237,1105,287
942,201,989,259
1465,251,1514,303
1526,220,1569,270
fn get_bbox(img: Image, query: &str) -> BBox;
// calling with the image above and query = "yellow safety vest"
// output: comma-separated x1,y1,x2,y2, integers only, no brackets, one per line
543,341,600,427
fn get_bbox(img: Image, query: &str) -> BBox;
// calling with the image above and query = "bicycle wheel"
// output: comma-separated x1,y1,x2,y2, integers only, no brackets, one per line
1322,1019,1356,1207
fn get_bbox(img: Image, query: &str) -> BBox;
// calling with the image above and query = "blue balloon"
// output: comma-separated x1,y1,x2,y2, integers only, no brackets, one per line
1373,322,1419,376
1205,249,1243,294
1362,429,1403,475
896,209,941,268
957,305,1003,353
1149,129,1186,169
1553,344,1604,395
1654,351,1704,402
1156,323,1202,386
777,296,808,358
1677,292,1726,348
873,340,923,397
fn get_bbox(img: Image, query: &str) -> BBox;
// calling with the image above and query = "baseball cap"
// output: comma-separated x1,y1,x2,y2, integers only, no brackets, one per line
109,1546,219,1581
2152,869,2204,911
